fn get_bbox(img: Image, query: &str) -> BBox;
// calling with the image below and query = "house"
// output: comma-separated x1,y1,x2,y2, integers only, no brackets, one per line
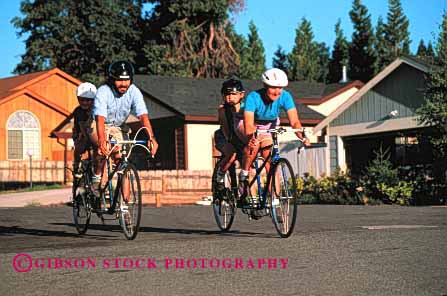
0,69,80,162
313,56,433,176
0,68,362,174
133,75,363,171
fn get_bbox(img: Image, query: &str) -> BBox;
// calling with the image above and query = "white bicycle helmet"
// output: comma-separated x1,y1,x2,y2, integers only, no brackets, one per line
261,68,288,87
76,82,97,99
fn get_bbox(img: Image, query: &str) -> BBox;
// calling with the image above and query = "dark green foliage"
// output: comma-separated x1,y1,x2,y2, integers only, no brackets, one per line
12,0,143,84
316,42,330,83
348,0,376,82
426,42,436,60
288,18,320,82
272,45,289,74
328,20,349,83
375,0,411,74
13,0,244,81
416,39,437,65
416,39,427,57
142,0,241,78
297,170,362,205
416,13,447,181
239,21,265,79
384,0,411,56
374,16,388,73
360,146,399,203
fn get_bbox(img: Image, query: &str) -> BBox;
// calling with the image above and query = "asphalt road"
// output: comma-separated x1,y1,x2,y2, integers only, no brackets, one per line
0,205,446,296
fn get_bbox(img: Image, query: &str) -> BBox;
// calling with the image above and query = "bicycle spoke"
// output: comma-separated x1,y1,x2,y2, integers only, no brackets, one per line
269,159,298,238
212,161,236,232
119,164,142,240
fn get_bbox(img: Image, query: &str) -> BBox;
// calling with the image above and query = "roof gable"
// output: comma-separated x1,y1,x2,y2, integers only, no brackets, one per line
0,68,81,114
313,56,429,133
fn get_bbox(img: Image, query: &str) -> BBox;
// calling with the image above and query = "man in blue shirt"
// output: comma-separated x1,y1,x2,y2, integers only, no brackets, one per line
92,61,158,190
237,68,309,199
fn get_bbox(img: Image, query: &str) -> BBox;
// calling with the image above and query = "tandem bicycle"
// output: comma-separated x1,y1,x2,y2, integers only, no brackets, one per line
72,127,153,240
211,127,307,238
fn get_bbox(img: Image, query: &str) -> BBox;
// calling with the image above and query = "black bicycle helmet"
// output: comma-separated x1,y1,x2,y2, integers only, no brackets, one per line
108,61,134,81
221,78,244,95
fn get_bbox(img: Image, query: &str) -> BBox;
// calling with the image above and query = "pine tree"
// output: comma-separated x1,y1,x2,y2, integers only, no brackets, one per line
272,45,289,74
348,0,376,82
288,17,319,82
416,39,437,64
375,16,389,73
239,21,266,79
142,0,243,78
426,41,436,61
416,39,427,57
316,42,330,83
328,19,349,83
12,0,143,84
416,12,447,178
383,0,411,60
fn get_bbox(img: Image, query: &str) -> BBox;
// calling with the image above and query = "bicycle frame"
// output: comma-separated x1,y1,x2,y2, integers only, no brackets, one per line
99,127,152,215
245,127,306,210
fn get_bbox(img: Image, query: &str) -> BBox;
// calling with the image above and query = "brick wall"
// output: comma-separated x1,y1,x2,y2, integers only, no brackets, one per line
0,160,66,183
0,161,213,205
139,170,212,205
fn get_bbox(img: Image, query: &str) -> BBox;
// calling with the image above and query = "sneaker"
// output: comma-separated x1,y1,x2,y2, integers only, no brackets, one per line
237,179,249,207
91,175,101,197
215,169,225,191
238,172,248,198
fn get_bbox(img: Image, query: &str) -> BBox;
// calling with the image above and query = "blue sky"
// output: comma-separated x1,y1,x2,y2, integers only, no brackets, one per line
0,0,445,79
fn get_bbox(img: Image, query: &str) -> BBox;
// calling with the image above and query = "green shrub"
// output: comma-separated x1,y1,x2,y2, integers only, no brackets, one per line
360,146,400,204
296,169,362,205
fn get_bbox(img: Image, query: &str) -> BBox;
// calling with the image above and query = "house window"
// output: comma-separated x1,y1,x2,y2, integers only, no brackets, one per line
7,111,41,160
395,136,421,165
329,135,338,173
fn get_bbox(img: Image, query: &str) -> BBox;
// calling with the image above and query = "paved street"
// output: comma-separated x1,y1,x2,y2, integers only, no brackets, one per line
0,205,446,296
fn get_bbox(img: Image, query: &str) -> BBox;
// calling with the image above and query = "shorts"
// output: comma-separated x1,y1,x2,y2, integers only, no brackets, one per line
214,129,243,160
87,122,129,145
235,118,280,148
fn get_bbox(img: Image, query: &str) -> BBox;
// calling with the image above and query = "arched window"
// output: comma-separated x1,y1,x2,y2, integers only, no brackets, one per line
7,111,41,160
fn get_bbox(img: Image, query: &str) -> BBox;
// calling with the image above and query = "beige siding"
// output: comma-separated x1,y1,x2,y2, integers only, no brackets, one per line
186,124,219,170
307,87,359,116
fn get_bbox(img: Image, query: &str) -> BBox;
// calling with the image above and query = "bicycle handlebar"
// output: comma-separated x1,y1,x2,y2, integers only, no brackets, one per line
106,127,154,159
256,127,311,142
110,139,147,145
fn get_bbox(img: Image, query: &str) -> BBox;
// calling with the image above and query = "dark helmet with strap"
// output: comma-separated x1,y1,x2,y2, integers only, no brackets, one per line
221,78,244,95
108,61,134,81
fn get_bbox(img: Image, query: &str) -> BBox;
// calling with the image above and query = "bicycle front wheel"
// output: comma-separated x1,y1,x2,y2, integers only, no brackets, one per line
268,158,298,238
212,162,236,232
118,163,142,240
72,182,91,235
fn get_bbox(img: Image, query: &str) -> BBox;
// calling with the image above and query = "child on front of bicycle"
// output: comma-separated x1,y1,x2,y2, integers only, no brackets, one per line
72,82,97,179
237,68,310,200
214,78,246,189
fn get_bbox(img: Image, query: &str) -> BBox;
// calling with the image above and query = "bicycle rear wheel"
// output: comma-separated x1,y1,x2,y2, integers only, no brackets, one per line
269,158,298,238
212,162,236,231
72,180,91,234
118,163,142,240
